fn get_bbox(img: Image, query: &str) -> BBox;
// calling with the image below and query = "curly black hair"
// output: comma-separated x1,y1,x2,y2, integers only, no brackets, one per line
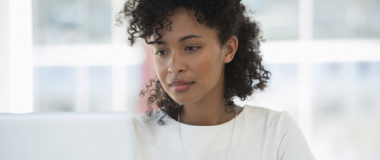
118,0,271,125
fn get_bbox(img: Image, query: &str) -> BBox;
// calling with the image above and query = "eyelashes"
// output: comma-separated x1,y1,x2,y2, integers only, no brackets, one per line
185,46,201,51
155,50,168,56
155,46,201,56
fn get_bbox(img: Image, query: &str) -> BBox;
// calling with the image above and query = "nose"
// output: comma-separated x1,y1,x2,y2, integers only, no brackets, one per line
167,51,185,75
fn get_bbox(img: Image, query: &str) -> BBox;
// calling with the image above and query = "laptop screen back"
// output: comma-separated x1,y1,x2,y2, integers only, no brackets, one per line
0,112,135,160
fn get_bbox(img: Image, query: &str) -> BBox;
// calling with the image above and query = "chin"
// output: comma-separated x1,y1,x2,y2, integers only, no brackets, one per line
164,87,198,105
169,93,198,105
171,97,192,105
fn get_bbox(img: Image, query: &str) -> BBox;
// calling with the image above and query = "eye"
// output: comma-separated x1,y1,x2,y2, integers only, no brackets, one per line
155,50,168,56
185,46,201,51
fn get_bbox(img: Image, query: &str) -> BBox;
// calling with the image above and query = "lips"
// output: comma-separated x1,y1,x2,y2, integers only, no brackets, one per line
169,81,194,86
169,81,195,91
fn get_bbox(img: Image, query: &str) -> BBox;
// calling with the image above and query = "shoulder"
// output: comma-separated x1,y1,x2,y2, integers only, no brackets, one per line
243,104,293,125
243,105,315,159
131,109,172,132
131,109,179,142
132,109,163,126
242,105,298,137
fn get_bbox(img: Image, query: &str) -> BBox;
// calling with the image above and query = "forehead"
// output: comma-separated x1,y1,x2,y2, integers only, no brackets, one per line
151,7,217,42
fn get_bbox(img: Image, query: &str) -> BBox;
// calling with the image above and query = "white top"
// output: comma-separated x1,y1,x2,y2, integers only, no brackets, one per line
131,105,316,160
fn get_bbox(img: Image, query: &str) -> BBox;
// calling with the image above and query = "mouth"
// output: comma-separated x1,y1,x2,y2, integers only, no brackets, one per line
170,82,195,92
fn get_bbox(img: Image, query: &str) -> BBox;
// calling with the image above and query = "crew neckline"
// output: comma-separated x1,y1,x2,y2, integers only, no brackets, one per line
164,104,247,129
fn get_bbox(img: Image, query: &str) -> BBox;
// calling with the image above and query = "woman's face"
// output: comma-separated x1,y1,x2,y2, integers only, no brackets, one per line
151,7,233,105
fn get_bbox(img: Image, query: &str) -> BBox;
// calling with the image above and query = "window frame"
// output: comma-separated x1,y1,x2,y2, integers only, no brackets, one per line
1,1,379,151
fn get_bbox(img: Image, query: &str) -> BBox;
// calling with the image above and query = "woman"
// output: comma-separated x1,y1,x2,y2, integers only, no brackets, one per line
119,0,315,159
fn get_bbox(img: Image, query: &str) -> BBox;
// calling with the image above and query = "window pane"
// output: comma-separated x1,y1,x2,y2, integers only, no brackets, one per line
32,0,112,44
314,0,380,39
34,65,142,113
33,66,76,112
89,66,112,112
242,0,299,40
312,62,380,160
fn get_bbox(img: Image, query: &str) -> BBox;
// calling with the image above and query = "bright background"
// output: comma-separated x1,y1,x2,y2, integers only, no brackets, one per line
0,0,379,159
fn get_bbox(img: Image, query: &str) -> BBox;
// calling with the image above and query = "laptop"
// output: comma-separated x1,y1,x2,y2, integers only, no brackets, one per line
0,112,135,160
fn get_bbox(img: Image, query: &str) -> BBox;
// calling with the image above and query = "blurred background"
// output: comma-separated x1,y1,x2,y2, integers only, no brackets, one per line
0,0,379,159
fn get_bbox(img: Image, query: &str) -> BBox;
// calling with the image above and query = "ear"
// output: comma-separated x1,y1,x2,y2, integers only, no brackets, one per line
223,35,238,63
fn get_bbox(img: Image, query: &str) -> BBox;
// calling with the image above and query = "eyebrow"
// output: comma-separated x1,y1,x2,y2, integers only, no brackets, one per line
155,34,202,45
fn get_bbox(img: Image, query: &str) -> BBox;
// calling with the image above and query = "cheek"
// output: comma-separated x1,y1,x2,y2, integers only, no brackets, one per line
193,49,223,84
154,59,167,84
195,60,214,78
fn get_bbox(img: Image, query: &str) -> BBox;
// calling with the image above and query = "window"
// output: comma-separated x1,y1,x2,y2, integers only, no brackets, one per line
1,0,379,159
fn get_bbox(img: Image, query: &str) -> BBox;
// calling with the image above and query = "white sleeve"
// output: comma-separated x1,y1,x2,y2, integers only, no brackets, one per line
276,111,316,160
